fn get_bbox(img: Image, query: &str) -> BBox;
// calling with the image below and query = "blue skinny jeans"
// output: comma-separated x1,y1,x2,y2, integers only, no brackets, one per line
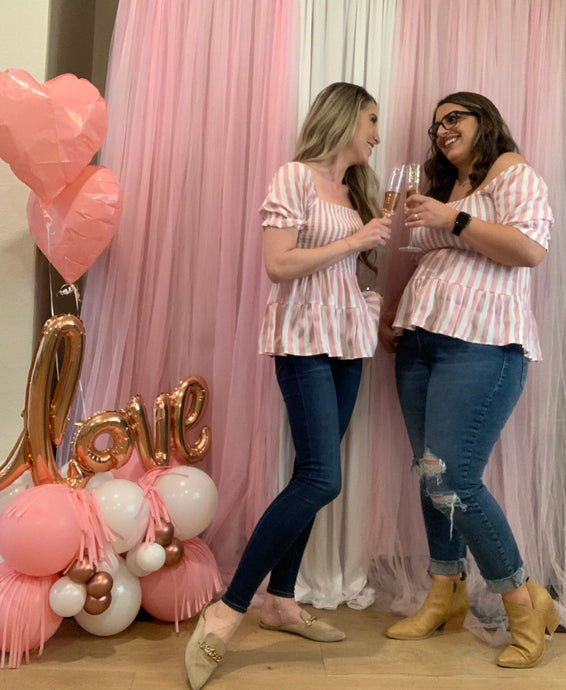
395,328,529,593
222,354,363,613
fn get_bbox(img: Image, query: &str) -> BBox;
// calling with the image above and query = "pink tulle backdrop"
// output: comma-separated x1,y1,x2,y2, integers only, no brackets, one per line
71,0,565,636
75,0,299,581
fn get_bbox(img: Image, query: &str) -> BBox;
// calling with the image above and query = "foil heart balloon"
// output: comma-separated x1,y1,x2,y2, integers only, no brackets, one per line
27,166,122,284
0,69,107,203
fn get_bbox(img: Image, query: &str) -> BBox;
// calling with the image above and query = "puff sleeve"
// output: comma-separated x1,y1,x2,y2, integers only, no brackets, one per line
259,162,317,231
491,164,553,250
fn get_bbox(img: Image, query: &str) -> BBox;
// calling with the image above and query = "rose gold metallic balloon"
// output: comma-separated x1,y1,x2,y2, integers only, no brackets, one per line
68,556,97,584
126,394,170,471
72,410,133,475
164,538,184,567
154,521,174,547
0,315,86,490
170,376,211,462
83,593,112,615
85,571,113,598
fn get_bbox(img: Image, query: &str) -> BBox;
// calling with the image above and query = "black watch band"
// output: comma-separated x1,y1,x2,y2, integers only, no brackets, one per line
452,211,471,236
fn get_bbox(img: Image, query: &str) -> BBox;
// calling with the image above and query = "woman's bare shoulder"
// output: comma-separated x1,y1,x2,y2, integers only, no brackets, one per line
486,152,529,179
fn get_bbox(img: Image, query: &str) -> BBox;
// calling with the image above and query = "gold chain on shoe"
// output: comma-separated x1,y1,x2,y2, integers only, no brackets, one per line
199,640,223,663
305,615,317,626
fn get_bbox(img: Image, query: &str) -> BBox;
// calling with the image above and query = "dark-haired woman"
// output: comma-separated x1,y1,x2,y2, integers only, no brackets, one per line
379,92,558,668
184,82,391,690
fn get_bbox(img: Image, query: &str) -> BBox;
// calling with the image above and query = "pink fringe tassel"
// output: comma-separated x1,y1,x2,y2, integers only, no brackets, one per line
0,565,60,669
137,468,173,543
172,538,223,633
68,488,120,567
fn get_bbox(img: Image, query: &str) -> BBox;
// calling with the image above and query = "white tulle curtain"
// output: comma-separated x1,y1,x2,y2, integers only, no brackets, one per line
74,0,565,638
291,0,399,609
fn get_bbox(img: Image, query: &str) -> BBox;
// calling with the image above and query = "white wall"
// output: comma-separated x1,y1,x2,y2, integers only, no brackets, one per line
0,1,50,457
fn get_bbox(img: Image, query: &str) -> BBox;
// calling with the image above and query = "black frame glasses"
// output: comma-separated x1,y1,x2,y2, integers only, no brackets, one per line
428,110,476,141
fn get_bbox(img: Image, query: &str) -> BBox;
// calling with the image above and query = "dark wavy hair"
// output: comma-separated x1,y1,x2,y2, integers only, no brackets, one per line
424,92,519,202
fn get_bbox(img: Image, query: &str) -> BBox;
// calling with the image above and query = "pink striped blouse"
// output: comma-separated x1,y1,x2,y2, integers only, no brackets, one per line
258,161,381,359
393,164,553,361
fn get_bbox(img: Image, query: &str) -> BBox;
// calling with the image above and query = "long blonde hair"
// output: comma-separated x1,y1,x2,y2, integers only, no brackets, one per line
294,82,380,224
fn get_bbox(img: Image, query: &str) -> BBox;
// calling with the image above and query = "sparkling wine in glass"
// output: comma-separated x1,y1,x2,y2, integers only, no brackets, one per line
381,166,404,217
399,163,423,253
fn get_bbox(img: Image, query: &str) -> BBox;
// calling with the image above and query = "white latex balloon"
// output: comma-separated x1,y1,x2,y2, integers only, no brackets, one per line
125,548,151,577
75,557,141,636
155,466,218,540
85,470,115,492
135,542,166,573
0,471,34,513
99,548,121,576
49,576,87,617
92,479,149,553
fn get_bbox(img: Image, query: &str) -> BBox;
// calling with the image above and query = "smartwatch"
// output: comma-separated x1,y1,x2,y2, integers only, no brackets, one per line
452,211,471,236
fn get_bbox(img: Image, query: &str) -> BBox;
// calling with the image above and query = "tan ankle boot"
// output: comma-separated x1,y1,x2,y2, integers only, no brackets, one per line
497,579,560,668
386,576,469,640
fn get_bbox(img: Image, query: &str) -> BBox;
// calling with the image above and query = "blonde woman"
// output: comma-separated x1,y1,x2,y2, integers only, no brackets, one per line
184,82,391,689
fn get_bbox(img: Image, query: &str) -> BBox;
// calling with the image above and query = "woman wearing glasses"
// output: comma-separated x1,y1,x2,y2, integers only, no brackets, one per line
379,92,557,668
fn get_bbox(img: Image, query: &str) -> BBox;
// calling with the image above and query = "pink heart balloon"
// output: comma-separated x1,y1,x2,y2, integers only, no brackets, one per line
0,69,107,203
27,165,122,284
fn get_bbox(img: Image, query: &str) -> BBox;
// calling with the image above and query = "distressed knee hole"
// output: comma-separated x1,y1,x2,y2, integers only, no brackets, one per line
414,449,467,540
429,491,467,540
429,491,466,512
413,448,446,480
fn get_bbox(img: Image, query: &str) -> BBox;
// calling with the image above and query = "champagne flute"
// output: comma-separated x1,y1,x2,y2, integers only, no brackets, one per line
399,163,423,253
380,166,404,217
358,167,402,295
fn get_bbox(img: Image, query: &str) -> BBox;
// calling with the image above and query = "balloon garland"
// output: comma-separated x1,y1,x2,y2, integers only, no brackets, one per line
0,315,222,667
0,68,222,668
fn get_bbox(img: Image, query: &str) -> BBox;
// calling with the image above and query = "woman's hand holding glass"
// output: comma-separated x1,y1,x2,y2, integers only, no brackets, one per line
348,216,392,252
404,194,459,233
404,192,426,226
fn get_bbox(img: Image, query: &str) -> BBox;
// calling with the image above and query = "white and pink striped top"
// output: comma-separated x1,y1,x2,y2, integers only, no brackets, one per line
258,161,381,359
393,164,553,361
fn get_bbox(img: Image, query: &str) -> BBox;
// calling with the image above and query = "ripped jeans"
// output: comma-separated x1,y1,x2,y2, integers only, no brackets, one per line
395,328,529,593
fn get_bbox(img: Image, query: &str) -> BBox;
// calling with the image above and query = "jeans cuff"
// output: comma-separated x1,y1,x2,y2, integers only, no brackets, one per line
266,586,295,599
428,558,468,576
485,567,528,593
221,592,249,614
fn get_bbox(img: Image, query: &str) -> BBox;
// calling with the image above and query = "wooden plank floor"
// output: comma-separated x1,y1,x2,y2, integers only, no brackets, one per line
2,605,564,689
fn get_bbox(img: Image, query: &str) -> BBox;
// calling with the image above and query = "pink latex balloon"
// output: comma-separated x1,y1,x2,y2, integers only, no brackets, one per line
27,165,122,283
139,538,223,623
0,562,62,667
0,484,83,577
0,68,107,203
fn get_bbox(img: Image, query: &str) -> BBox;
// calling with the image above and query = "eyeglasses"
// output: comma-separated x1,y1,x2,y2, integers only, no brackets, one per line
428,110,476,141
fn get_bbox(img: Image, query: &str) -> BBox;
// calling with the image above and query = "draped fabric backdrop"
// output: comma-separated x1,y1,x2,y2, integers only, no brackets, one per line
72,0,565,643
